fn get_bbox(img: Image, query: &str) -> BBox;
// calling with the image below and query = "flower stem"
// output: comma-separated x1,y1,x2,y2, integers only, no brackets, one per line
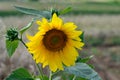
36,64,44,80
19,38,44,80
19,38,28,48
72,76,76,80
49,71,53,80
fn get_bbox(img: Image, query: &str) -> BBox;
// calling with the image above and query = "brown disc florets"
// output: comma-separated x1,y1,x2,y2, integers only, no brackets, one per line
43,29,67,52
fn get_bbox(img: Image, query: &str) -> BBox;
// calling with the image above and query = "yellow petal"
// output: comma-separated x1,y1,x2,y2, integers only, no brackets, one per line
47,52,57,72
42,61,48,68
26,33,33,41
62,22,77,32
36,20,41,25
60,45,78,66
51,13,63,29
54,53,64,70
68,39,84,49
37,18,52,31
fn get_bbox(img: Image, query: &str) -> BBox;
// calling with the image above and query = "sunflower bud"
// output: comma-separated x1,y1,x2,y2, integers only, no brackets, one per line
6,28,19,41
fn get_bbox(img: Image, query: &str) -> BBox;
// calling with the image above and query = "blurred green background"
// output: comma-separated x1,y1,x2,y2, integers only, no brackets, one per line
0,0,120,80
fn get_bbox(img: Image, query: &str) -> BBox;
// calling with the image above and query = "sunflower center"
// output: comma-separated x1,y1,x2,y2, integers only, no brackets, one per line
43,29,67,52
52,36,59,45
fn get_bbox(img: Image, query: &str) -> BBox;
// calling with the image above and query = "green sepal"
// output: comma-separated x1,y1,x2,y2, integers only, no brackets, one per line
59,7,72,15
20,19,34,35
14,6,51,19
5,68,33,80
51,8,59,16
65,63,102,80
6,40,19,57
79,31,84,42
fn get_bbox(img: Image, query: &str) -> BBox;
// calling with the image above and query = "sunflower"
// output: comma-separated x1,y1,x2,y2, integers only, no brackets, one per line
26,13,84,72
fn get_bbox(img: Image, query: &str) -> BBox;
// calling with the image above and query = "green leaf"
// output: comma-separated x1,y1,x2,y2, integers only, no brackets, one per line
5,68,33,80
59,7,72,15
77,55,94,63
6,40,19,57
14,6,51,19
65,63,102,80
20,19,34,35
